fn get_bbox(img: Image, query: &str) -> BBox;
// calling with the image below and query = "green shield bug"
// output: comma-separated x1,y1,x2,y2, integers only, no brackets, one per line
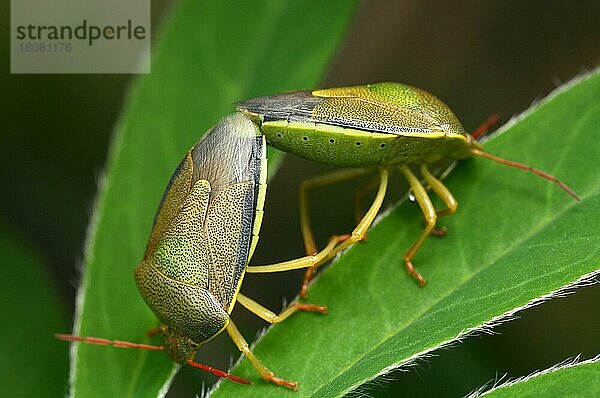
57,113,348,390
237,82,580,295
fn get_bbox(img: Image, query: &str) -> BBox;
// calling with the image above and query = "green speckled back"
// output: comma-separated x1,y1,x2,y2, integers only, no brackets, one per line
311,82,465,135
134,114,267,361
237,83,471,167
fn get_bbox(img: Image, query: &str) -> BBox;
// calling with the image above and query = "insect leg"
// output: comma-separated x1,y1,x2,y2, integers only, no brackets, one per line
420,164,458,236
297,168,389,297
226,321,298,390
398,164,436,286
246,234,347,273
237,293,327,323
318,168,388,260
353,175,381,224
299,168,372,255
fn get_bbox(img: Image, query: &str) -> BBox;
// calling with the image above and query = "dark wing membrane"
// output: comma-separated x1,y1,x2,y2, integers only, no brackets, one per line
238,84,464,135
191,114,263,196
237,89,433,134
191,114,264,309
237,90,326,123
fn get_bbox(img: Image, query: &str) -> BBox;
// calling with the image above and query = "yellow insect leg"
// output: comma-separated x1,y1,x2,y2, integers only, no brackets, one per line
398,164,436,286
353,175,381,224
236,293,326,323
320,168,388,259
420,164,458,218
299,168,372,255
299,168,383,298
296,168,389,297
226,321,298,390
420,164,458,236
246,234,347,273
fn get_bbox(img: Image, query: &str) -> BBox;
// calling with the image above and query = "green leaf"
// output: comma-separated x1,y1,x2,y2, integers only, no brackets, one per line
210,71,600,397
0,221,68,397
477,356,600,397
70,1,358,397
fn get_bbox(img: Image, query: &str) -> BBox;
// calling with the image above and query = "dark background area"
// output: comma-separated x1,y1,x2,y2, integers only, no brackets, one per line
1,1,598,396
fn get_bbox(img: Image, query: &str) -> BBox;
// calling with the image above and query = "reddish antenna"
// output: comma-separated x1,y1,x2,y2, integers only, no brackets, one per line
471,113,500,140
187,359,251,385
55,334,163,351
467,113,580,201
55,334,251,385
470,149,581,201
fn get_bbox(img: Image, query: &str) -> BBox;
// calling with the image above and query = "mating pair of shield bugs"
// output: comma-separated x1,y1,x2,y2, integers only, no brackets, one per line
57,83,579,390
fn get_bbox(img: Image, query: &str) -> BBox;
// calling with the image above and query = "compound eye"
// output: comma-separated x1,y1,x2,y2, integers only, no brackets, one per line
187,340,200,350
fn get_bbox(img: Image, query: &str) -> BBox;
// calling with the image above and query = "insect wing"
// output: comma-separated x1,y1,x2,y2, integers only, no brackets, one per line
191,114,266,311
238,83,466,136
144,151,195,260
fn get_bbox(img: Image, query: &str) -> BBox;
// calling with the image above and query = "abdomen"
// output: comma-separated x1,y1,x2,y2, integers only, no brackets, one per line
262,119,396,167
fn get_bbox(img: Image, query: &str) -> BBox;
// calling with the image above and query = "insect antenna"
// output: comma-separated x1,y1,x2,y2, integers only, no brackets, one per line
187,359,251,385
471,113,500,140
470,149,581,201
55,334,251,385
55,333,164,351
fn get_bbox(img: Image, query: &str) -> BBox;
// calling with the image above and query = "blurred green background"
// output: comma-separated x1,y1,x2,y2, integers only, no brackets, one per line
1,1,598,397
